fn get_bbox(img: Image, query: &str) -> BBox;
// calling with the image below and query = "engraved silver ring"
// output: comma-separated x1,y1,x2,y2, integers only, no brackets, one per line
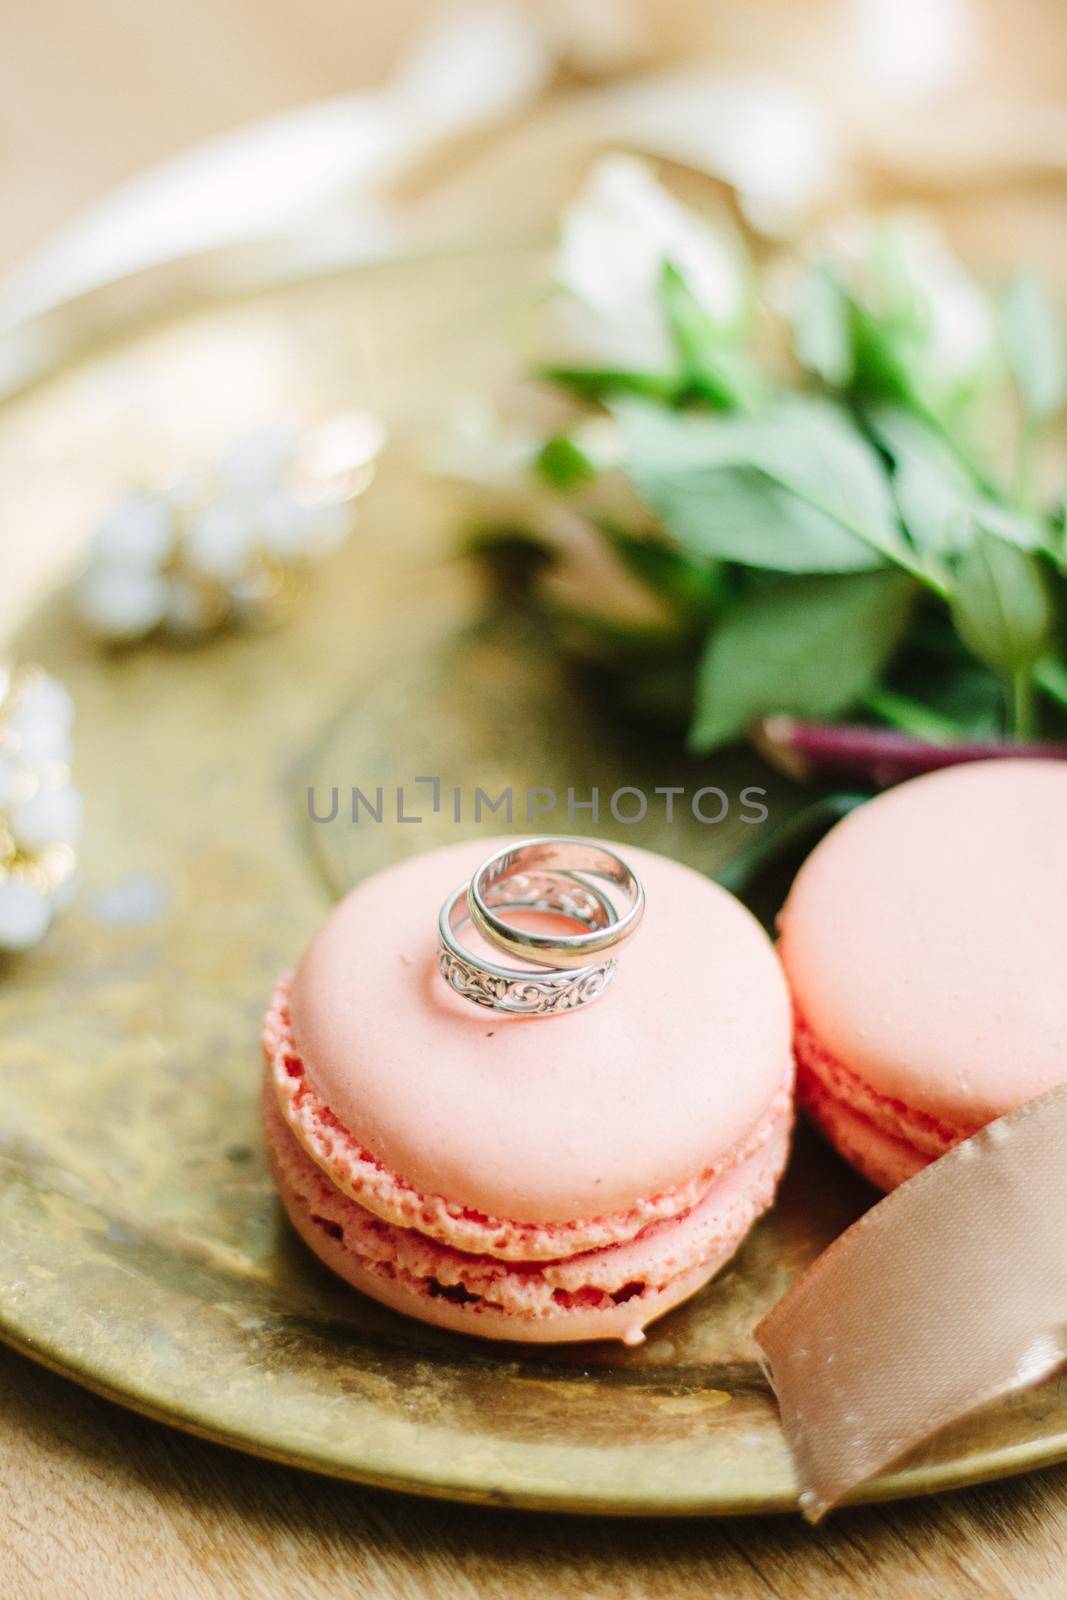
468,838,644,971
436,839,644,1017
435,883,617,1017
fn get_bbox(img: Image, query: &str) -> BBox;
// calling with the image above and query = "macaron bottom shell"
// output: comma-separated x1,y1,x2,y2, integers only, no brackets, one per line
264,1081,791,1345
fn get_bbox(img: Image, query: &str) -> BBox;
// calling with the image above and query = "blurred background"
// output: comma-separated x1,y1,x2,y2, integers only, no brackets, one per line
4,0,1067,626
6,0,1067,309
2,0,1066,260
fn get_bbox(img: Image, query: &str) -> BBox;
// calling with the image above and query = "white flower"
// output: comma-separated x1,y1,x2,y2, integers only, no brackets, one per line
78,414,385,645
601,73,837,238
0,667,80,953
162,577,225,637
541,155,746,371
8,783,83,853
78,565,169,642
255,490,348,562
801,214,996,404
3,673,74,763
185,501,256,582
0,877,52,952
89,491,175,569
898,226,994,391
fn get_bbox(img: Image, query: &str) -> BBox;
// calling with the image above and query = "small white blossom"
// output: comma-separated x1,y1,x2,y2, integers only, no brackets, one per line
185,501,257,583
0,667,80,953
162,576,225,638
903,230,994,391
797,214,997,405
8,783,83,853
541,156,747,371
0,878,52,952
3,674,75,763
254,491,325,562
607,72,838,238
77,413,386,645
90,491,175,569
79,565,169,642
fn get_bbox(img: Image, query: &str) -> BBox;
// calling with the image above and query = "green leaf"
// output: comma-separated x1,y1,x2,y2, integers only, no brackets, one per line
598,524,726,622
888,651,1007,738
689,569,917,750
861,684,961,744
659,261,719,374
973,501,1051,553
535,365,679,405
658,262,761,411
868,407,975,556
848,299,918,408
1002,274,1067,423
1035,654,1067,712
616,397,908,575
794,263,853,386
869,407,1051,564
950,524,1053,675
535,435,597,491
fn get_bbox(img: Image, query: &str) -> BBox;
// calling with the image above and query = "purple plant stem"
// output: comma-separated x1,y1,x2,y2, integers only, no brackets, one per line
754,716,1067,789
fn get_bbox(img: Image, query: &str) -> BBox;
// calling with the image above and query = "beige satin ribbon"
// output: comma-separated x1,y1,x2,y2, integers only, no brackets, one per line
757,1083,1067,1522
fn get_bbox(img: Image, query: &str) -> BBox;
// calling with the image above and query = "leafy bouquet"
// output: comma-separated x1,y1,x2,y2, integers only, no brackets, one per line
438,157,1067,789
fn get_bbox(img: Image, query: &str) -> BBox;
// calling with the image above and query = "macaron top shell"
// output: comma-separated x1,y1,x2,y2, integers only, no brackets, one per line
778,760,1067,1128
289,837,791,1225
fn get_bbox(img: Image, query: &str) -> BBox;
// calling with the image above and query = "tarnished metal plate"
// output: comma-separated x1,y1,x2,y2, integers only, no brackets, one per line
2,251,1065,1512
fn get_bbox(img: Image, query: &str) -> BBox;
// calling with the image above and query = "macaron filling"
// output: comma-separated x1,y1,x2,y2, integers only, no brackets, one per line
264,1079,790,1324
794,1010,976,1172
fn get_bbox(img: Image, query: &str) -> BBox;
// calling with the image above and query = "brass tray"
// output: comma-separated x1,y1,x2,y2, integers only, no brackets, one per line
2,249,1066,1515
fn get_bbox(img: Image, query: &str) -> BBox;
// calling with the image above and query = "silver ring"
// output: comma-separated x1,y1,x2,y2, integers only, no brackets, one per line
467,838,645,971
437,883,616,1017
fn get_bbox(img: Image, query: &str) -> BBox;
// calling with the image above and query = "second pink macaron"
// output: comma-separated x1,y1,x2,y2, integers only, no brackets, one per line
778,759,1067,1191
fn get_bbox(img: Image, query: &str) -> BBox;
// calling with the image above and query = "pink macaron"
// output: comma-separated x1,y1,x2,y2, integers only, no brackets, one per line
777,759,1067,1191
262,837,794,1344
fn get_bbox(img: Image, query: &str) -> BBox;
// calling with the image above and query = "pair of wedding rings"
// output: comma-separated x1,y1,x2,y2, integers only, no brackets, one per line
437,838,645,1018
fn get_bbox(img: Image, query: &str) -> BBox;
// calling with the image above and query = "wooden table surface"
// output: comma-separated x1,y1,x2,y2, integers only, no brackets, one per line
4,4,1067,1595
3,1341,1067,1598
